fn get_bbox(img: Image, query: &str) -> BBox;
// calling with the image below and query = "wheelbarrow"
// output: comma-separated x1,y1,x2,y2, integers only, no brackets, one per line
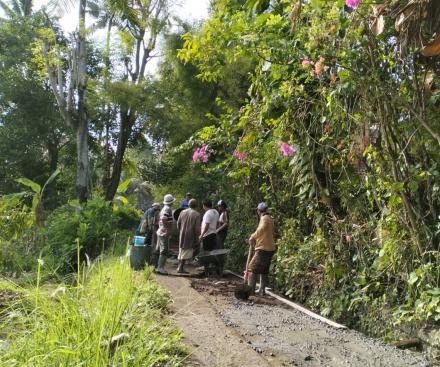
196,249,229,277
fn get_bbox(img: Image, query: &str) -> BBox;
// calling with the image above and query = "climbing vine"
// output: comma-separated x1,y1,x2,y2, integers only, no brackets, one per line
178,0,440,343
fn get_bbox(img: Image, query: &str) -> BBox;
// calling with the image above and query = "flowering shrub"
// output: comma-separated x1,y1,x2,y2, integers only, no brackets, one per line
301,58,312,67
345,0,361,9
233,150,246,162
280,143,296,157
302,56,326,77
192,144,209,163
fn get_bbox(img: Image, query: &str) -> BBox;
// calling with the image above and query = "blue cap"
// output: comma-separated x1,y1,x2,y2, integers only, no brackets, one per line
257,202,268,212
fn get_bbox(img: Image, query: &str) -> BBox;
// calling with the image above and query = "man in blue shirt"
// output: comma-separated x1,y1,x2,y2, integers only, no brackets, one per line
180,192,193,208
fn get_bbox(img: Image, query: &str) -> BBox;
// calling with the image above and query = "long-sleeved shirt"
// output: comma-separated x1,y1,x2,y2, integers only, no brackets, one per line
249,214,275,251
177,208,201,249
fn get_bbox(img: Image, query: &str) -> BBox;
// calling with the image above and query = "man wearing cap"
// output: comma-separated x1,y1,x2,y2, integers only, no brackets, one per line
246,202,276,296
176,198,201,274
180,193,193,209
139,202,161,248
155,194,175,274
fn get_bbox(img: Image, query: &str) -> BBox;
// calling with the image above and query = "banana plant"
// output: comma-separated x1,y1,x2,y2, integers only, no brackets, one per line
16,169,61,226
112,178,132,212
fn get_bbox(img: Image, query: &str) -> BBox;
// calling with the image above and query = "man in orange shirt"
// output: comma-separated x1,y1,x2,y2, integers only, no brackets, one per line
246,202,276,296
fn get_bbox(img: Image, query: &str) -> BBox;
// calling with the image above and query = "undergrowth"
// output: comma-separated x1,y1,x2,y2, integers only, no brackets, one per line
0,258,186,367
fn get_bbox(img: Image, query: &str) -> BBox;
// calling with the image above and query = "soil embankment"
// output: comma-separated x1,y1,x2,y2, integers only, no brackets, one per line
156,268,430,367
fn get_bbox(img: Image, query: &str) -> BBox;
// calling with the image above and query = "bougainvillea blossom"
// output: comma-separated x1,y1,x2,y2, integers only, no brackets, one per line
301,58,312,68
233,150,246,162
345,0,361,9
280,143,296,157
192,144,209,163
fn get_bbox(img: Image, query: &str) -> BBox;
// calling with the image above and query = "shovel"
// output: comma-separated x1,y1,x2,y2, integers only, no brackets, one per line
234,241,253,300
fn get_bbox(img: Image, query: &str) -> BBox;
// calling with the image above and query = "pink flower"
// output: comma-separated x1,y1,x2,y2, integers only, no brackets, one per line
314,57,325,76
345,0,361,9
280,143,296,157
192,144,209,163
233,150,246,162
301,58,311,68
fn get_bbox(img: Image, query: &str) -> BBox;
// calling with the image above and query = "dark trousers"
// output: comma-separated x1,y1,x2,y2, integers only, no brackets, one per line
202,233,216,251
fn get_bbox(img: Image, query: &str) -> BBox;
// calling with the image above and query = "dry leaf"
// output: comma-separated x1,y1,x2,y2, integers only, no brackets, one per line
424,71,434,94
370,5,385,36
421,34,440,56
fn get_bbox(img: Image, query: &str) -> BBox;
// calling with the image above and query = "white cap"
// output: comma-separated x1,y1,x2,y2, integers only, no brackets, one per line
163,194,175,205
257,202,268,212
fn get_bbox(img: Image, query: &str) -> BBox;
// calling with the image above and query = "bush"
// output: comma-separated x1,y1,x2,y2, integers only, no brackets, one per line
45,197,119,272
0,194,40,273
113,202,142,230
274,219,327,302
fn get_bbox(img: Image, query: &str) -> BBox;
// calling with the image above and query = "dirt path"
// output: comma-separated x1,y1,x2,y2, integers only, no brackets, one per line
156,267,430,367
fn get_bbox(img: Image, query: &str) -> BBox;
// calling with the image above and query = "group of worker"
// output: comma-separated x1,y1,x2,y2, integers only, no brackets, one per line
137,192,275,296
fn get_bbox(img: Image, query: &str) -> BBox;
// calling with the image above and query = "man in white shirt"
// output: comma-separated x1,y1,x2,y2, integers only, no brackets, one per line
199,199,219,252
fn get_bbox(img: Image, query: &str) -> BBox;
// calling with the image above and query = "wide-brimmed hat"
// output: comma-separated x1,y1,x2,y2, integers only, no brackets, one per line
257,202,268,212
163,194,175,205
152,202,161,209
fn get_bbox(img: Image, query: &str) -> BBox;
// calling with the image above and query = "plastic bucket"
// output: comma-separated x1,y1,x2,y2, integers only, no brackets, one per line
129,245,152,270
134,236,146,246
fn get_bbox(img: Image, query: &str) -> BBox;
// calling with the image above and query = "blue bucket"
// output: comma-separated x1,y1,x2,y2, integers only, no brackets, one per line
134,236,146,247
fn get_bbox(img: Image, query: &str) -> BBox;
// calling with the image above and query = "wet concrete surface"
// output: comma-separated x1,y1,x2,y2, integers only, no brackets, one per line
156,264,430,367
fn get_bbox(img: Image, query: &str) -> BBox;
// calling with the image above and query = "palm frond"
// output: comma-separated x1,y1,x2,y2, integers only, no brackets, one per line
46,0,76,17
0,0,15,17
20,0,32,16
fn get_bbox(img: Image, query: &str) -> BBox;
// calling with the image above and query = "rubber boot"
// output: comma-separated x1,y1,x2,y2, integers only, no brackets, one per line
258,274,268,296
156,254,168,274
178,260,188,274
248,273,257,295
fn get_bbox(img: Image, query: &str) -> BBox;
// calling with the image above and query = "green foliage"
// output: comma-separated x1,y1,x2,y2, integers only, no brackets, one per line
45,197,122,272
0,193,42,273
0,259,185,366
15,169,60,225
0,11,68,196
173,0,440,344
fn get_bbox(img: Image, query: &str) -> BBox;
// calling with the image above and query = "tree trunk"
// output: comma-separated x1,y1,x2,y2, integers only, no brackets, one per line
76,118,89,202
105,111,135,200
76,0,90,203
47,139,59,172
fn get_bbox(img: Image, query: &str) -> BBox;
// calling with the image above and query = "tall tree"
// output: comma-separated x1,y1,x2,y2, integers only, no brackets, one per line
0,0,67,195
39,0,90,202
102,0,169,200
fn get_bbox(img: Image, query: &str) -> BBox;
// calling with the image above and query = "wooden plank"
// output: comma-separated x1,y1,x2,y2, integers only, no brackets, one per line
225,270,346,329
391,338,422,349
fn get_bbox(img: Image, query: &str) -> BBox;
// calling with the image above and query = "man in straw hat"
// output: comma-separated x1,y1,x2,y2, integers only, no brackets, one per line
155,194,175,274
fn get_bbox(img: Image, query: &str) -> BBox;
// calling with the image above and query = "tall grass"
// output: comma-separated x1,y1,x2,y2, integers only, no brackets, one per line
0,257,185,366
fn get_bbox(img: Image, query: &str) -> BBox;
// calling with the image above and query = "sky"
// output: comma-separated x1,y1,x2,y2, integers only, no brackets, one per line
0,0,210,72
33,0,210,33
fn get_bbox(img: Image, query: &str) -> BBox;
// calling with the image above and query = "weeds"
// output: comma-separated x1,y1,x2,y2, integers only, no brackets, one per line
0,257,185,367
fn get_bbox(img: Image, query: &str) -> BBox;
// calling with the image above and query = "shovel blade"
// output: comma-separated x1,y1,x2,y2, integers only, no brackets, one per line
234,284,252,300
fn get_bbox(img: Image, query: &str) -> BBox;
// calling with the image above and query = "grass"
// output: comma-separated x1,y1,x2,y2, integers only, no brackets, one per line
0,256,186,367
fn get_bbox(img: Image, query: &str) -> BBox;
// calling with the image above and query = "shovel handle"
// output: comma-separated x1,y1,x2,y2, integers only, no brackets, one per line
244,240,253,282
